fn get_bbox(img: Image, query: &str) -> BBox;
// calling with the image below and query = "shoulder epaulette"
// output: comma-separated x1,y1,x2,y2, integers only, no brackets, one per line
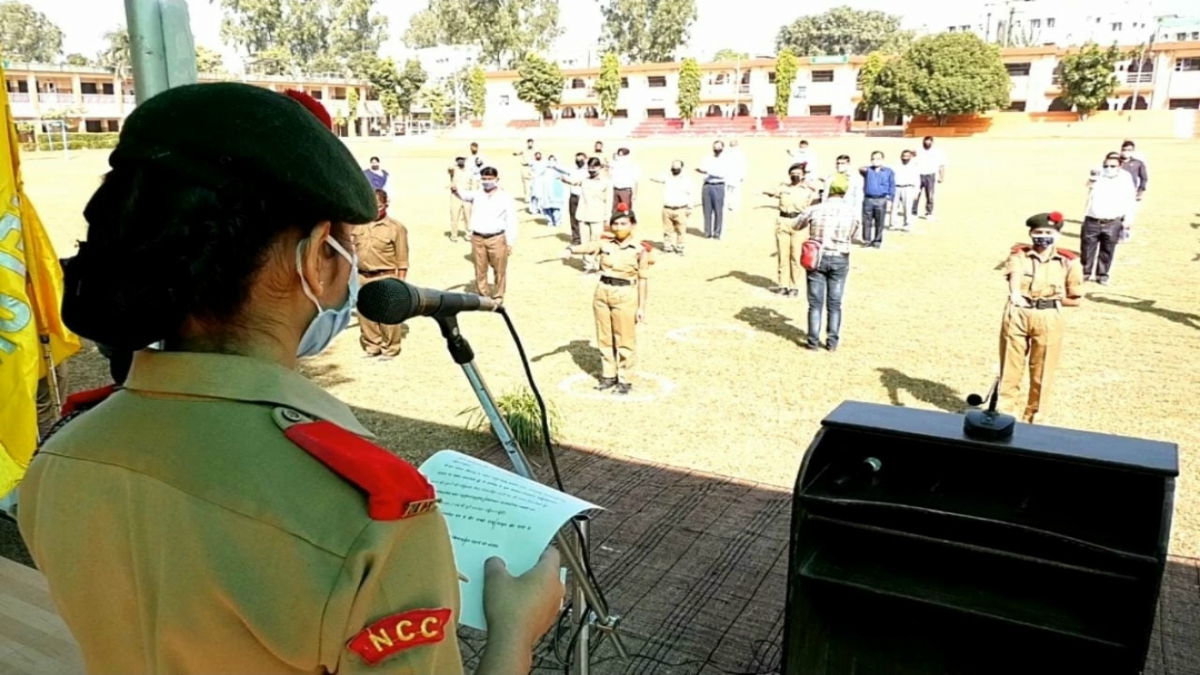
1009,243,1032,255
1056,247,1079,260
61,384,117,417
273,408,437,520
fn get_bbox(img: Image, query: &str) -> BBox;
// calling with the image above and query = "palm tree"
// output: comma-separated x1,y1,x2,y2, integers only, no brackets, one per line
97,27,131,114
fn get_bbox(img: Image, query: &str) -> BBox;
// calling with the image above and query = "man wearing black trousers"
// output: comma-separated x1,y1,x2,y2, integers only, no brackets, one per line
696,140,728,239
567,152,587,245
859,151,895,248
1081,152,1136,285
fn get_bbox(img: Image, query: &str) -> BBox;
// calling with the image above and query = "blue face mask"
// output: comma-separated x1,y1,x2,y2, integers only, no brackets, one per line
296,235,358,358
1031,235,1056,249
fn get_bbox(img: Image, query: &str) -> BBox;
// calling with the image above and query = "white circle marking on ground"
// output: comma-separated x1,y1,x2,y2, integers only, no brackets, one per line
558,372,676,402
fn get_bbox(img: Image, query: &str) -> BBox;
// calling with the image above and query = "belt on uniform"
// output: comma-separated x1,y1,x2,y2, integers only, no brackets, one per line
822,251,848,257
360,269,397,279
705,181,725,186
896,184,915,188
599,276,634,287
780,211,801,218
1026,298,1061,310
472,231,504,239
865,195,888,199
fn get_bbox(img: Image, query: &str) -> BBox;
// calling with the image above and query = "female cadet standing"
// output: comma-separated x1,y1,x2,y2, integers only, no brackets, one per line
998,212,1084,424
763,163,820,298
18,83,560,675
561,209,652,394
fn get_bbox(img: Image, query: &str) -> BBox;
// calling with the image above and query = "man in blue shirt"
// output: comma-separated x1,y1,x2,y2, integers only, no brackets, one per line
363,156,389,191
859,150,895,248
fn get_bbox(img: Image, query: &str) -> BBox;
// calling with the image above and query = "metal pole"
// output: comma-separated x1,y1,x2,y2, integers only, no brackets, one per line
125,0,169,103
572,515,591,675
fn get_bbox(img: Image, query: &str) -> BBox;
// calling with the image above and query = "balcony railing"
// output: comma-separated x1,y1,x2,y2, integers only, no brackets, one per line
38,93,76,103
82,94,118,105
123,95,136,104
8,92,30,103
1125,72,1153,84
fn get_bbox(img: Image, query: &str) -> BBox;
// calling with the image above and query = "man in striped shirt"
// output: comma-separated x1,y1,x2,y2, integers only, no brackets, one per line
795,176,859,352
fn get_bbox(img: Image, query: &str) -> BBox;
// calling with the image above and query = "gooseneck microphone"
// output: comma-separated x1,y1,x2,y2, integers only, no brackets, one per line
357,278,500,325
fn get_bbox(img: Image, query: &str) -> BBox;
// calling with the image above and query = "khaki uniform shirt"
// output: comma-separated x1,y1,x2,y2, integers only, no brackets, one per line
448,166,473,192
570,237,651,281
19,351,463,675
354,217,409,273
1005,247,1084,301
765,182,817,215
573,177,612,223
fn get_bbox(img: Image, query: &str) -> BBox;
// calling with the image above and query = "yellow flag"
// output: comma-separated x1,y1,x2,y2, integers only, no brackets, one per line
0,64,82,495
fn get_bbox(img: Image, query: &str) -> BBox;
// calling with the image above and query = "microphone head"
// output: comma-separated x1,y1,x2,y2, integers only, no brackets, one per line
357,278,419,325
966,394,984,407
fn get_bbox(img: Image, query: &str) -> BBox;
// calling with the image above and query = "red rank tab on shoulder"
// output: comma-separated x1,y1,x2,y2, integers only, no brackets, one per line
1056,247,1079,260
60,384,116,417
284,421,436,520
1009,243,1032,255
348,608,453,666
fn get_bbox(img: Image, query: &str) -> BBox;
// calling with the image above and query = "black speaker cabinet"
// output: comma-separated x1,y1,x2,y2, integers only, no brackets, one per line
781,401,1177,675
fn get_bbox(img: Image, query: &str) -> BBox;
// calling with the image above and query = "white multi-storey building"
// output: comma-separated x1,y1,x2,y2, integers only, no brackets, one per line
934,0,1162,47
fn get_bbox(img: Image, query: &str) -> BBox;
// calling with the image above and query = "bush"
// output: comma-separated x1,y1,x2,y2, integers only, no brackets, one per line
20,132,120,152
462,388,563,454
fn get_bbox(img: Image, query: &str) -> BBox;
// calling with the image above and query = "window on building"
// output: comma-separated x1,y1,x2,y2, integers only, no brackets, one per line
741,71,750,84
620,77,629,88
17,80,28,93
85,120,103,133
768,72,777,84
81,82,98,94
571,78,586,89
1005,62,1032,76
500,94,510,105
333,87,346,100
1047,18,1056,27
1111,22,1122,31
961,25,970,31
1031,19,1041,28
948,26,957,32
1193,31,1200,40
766,105,776,115
106,120,120,132
812,70,834,83
648,76,667,87
1178,33,1188,41
809,105,832,116
646,108,666,118
1168,98,1199,109
308,89,322,99
1175,58,1200,71
613,108,629,118
1005,101,1027,111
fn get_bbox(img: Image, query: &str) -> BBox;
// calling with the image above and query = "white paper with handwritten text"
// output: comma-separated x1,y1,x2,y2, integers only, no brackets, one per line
418,450,602,630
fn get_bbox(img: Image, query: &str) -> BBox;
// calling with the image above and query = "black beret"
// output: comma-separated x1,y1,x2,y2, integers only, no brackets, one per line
109,82,376,225
1025,212,1065,231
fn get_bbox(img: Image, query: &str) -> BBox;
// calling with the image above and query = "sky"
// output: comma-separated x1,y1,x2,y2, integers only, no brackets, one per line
26,0,1200,69
29,0,950,67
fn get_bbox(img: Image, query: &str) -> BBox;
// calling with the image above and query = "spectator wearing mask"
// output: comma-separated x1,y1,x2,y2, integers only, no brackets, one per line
787,139,818,176
891,149,920,232
447,156,473,242
363,156,388,192
859,151,895,249
725,138,748,214
649,160,695,255
1081,152,1136,285
610,148,639,211
822,155,862,212
536,155,567,228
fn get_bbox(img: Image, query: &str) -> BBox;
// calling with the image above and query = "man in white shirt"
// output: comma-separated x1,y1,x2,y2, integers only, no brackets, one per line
1081,152,1136,285
696,140,729,239
610,148,640,211
649,160,696,255
566,152,588,246
913,136,946,220
451,165,519,303
787,139,818,175
891,149,921,232
725,138,748,213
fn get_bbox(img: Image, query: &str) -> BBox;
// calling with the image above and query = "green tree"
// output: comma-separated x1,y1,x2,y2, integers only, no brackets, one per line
195,45,225,73
856,51,887,122
595,52,622,122
328,0,388,61
251,45,294,75
356,55,402,124
0,0,64,63
712,48,749,62
218,0,387,75
514,53,563,124
401,0,562,68
773,47,799,117
776,6,911,57
64,53,92,67
1058,42,1121,118
347,86,360,119
871,32,1009,126
420,84,449,124
97,27,131,81
396,59,428,120
676,57,701,126
600,0,697,63
466,65,487,120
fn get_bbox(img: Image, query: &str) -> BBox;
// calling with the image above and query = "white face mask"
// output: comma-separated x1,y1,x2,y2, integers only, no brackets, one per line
295,236,358,358
1103,166,1119,177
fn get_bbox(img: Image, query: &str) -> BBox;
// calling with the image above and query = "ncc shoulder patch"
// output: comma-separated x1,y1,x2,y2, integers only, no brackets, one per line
273,408,437,520
1055,247,1079,260
347,608,452,666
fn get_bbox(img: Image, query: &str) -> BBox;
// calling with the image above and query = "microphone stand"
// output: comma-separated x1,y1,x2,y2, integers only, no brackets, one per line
434,314,629,672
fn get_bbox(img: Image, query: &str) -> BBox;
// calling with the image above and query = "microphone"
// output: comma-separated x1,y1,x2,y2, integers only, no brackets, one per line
357,278,500,325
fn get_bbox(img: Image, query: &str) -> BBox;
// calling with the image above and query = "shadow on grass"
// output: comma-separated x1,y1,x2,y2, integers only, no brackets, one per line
735,306,807,346
709,270,775,289
531,339,600,376
687,227,707,238
535,231,573,243
539,256,586,272
877,367,966,413
1086,293,1200,331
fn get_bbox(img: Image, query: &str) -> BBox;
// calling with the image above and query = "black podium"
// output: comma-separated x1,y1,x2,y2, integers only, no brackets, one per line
781,401,1178,675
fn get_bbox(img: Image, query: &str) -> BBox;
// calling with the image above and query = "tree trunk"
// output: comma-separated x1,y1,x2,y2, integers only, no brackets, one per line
937,114,947,127
682,117,690,129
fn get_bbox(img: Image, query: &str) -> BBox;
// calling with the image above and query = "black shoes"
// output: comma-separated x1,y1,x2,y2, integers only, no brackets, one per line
595,377,617,391
615,383,632,395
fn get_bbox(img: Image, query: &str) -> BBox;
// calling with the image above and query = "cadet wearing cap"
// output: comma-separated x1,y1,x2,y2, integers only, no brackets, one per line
998,212,1084,424
19,83,561,675
561,209,652,394
763,163,820,297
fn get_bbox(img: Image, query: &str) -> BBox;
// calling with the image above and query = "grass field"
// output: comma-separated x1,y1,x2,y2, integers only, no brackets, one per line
20,134,1200,557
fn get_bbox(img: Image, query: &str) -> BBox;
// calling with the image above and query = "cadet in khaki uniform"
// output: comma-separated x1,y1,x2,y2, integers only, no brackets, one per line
561,209,651,394
19,83,561,675
513,138,536,208
556,157,612,273
763,163,820,297
354,189,409,359
998,212,1084,424
447,157,473,242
